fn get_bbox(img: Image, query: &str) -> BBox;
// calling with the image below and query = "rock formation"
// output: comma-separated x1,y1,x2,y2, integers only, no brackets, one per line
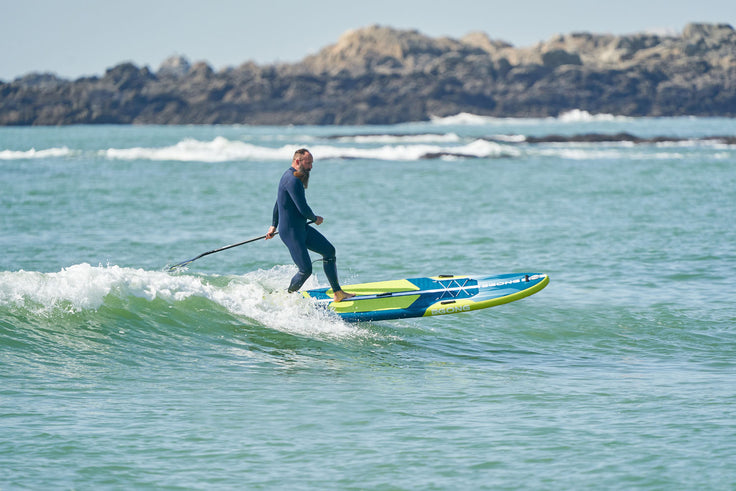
1,22,735,125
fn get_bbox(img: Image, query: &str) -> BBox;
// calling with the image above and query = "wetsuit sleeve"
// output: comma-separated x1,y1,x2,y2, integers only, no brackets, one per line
286,177,317,222
271,201,279,228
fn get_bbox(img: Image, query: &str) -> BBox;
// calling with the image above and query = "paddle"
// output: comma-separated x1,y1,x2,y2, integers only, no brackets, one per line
167,221,313,272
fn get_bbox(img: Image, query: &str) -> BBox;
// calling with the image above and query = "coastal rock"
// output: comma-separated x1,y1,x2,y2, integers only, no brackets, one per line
541,49,582,68
300,24,482,76
157,55,191,78
1,22,735,125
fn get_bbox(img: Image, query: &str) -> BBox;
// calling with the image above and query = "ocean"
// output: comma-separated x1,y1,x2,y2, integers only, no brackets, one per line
1,112,735,489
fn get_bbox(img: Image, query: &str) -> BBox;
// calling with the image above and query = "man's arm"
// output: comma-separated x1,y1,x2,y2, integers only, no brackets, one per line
266,202,279,239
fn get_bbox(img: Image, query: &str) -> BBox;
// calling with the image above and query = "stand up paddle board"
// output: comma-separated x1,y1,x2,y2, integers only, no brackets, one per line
303,273,549,322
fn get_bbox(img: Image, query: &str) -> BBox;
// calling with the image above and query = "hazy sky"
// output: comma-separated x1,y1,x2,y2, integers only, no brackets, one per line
2,0,734,81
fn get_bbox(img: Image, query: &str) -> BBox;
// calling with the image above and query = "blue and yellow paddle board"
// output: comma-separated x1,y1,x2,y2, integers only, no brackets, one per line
303,273,549,322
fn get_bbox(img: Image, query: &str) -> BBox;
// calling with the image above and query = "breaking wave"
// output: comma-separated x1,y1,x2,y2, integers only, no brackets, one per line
0,263,373,340
429,110,633,125
102,137,291,162
100,137,518,162
0,146,73,160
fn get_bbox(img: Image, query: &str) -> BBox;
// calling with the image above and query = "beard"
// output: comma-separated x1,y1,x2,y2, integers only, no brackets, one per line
293,166,311,188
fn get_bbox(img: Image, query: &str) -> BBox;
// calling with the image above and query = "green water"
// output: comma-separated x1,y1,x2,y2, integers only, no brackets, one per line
1,116,735,489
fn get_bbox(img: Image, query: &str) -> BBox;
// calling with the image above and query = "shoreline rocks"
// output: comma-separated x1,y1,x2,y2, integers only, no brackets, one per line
1,22,735,126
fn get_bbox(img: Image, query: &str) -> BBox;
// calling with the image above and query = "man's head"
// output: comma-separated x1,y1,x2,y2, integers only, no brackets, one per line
292,148,313,187
292,148,313,172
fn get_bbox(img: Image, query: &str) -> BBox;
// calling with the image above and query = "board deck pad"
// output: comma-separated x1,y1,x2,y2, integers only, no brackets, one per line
303,273,549,322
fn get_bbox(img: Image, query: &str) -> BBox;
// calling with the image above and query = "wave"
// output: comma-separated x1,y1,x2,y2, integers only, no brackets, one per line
0,146,73,160
530,147,688,160
429,112,503,125
309,139,518,160
3,136,729,166
102,137,294,162
429,110,632,125
101,137,518,162
556,109,633,122
5,124,731,165
0,264,369,340
488,134,527,143
331,133,462,143
1,137,514,163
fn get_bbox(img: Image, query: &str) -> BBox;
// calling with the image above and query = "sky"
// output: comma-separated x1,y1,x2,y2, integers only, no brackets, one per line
1,0,735,81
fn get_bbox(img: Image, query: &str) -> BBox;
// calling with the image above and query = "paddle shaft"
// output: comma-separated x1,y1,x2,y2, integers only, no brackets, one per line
168,234,273,271
168,221,313,271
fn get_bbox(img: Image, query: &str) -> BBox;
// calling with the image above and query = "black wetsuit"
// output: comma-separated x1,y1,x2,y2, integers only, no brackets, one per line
271,167,342,293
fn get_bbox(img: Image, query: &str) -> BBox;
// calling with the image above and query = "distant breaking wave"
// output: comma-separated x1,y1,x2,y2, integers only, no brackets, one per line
3,121,732,164
103,137,291,162
98,135,730,163
429,110,633,125
310,139,517,160
2,136,728,163
332,133,462,143
102,137,518,162
1,137,516,162
556,109,633,122
0,146,73,160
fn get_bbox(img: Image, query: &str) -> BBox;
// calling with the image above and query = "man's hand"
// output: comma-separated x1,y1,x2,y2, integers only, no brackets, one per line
314,216,324,225
265,226,277,239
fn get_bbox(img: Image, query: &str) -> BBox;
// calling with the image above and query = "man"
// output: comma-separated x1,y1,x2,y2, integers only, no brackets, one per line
266,148,355,302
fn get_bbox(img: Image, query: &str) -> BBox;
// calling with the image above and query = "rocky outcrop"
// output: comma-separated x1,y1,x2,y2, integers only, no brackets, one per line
1,22,735,125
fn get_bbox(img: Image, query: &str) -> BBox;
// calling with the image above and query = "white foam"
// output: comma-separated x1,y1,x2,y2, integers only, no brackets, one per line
557,109,632,122
455,139,521,158
430,112,500,125
490,134,527,143
309,139,518,160
100,136,514,162
0,264,372,340
532,147,686,160
0,147,73,160
335,133,462,143
0,263,213,312
99,136,518,162
430,110,632,125
654,139,735,149
213,269,366,339
103,137,295,162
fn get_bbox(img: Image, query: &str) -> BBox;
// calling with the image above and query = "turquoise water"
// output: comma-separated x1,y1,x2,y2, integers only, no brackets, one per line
1,113,735,489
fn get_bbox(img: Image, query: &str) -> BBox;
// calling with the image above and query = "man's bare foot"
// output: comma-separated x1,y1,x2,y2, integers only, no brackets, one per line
333,290,356,302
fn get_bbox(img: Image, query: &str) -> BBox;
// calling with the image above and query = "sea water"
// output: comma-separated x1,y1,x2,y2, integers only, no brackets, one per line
1,113,735,489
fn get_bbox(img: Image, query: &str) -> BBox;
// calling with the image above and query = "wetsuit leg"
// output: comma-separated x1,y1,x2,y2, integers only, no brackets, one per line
304,226,342,292
281,228,313,293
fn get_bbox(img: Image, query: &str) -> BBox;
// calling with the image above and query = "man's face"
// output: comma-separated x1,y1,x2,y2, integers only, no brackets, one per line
297,154,313,172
